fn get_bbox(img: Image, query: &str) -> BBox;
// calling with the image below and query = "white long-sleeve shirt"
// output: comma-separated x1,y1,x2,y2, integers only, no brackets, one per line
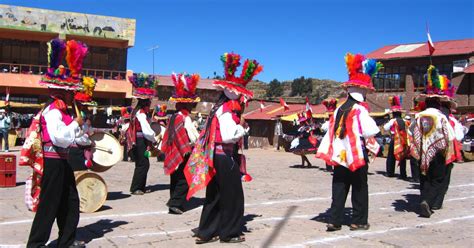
136,112,157,143
216,105,245,144
449,116,465,142
383,119,396,133
183,113,199,144
43,105,80,148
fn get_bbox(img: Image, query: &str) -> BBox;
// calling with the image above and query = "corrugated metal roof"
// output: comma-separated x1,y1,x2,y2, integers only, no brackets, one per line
367,39,474,60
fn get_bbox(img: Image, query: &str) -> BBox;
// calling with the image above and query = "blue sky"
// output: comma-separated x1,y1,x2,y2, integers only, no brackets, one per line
3,0,473,82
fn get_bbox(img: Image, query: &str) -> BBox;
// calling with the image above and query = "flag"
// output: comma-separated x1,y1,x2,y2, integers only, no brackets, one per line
305,96,312,119
426,24,435,56
260,100,265,112
5,87,10,106
279,97,289,111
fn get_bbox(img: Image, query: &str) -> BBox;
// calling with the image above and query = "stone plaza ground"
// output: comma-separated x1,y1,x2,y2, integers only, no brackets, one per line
0,148,473,247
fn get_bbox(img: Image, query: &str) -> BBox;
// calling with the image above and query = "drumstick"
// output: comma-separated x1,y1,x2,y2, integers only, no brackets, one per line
94,146,113,153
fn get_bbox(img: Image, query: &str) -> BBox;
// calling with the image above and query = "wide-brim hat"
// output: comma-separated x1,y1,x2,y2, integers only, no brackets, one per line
213,53,263,99
170,73,201,103
213,79,254,98
132,88,156,99
129,73,158,99
169,96,201,103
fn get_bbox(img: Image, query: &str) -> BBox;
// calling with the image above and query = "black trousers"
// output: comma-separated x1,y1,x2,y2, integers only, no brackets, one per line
420,152,447,208
198,152,244,241
130,137,150,192
27,158,80,248
386,140,407,178
329,165,369,226
123,143,129,161
432,163,453,209
167,157,189,209
410,157,420,182
68,147,87,171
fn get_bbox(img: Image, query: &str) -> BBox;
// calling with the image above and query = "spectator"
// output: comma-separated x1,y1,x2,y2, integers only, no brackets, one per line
0,109,11,152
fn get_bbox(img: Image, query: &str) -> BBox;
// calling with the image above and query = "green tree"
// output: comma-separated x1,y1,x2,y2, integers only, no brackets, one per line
266,79,283,97
290,76,312,97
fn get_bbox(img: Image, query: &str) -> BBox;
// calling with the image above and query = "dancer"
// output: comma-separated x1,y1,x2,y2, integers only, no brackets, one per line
384,96,409,179
27,38,87,248
410,65,456,218
185,53,263,244
162,73,200,214
316,53,381,231
321,98,338,172
290,112,317,167
127,73,159,195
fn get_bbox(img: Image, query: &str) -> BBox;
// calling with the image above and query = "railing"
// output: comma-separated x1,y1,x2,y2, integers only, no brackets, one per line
0,63,127,80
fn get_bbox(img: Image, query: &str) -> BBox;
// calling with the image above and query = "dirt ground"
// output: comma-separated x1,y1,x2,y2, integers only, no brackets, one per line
0,148,473,247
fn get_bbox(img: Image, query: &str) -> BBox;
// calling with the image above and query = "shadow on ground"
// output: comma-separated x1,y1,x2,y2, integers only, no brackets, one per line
107,191,131,201
392,194,420,214
47,219,128,247
147,184,170,192
311,207,353,226
289,165,320,169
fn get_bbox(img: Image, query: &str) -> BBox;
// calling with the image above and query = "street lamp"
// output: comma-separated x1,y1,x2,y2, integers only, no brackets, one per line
147,45,159,76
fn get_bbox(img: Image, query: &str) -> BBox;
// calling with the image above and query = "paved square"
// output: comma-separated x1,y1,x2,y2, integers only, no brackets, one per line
1,149,473,247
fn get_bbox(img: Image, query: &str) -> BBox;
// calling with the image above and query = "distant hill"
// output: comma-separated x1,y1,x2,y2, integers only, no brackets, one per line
248,78,344,104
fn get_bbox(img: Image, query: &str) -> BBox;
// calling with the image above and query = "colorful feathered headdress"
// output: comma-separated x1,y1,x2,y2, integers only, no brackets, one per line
74,77,98,106
416,65,457,108
322,98,338,113
213,52,263,98
128,73,158,99
342,53,383,92
169,73,201,103
388,95,404,112
423,65,456,99
39,38,88,91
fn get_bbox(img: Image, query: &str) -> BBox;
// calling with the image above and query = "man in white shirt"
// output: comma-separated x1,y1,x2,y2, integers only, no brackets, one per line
0,109,11,152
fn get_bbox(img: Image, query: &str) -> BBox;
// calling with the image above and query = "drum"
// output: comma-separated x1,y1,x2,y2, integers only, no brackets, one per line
74,171,107,213
90,132,123,172
151,122,162,136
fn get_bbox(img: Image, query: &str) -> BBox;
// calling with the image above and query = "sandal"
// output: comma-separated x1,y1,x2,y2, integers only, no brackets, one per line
326,223,342,232
195,236,219,244
220,236,245,243
349,224,370,231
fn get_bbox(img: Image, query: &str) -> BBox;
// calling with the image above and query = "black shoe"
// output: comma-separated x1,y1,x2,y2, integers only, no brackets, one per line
69,240,86,248
349,224,370,231
169,207,184,215
326,223,342,232
220,236,245,243
131,190,144,195
196,236,219,244
420,201,432,218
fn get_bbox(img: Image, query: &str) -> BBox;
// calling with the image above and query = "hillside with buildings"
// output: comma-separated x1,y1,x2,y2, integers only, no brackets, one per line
247,78,344,104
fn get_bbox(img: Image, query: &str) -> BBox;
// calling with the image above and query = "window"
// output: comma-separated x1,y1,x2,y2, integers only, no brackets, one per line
373,66,406,92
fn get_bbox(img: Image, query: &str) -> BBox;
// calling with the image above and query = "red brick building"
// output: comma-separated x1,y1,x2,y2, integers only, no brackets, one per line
367,39,474,112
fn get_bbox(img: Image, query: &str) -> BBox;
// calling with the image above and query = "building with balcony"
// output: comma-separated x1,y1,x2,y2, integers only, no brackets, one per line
367,38,474,113
0,4,136,108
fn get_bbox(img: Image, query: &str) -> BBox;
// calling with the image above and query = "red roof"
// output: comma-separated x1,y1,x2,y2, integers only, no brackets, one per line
464,64,474,74
367,39,474,60
155,75,217,90
243,101,326,120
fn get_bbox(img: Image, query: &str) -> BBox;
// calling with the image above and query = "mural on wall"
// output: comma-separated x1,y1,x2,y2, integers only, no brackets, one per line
0,5,136,46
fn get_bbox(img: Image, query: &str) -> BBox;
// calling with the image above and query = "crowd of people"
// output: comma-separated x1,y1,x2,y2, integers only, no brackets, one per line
18,38,468,247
